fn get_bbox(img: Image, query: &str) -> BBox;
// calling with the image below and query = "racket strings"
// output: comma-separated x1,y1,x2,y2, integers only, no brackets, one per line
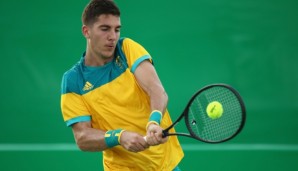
187,86,243,142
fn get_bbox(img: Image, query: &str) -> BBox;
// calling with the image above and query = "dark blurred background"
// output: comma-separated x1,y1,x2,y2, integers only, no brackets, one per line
0,0,297,170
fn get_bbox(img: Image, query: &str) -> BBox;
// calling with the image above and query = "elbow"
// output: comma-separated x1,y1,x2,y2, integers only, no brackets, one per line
77,143,87,152
75,137,89,151
74,132,90,152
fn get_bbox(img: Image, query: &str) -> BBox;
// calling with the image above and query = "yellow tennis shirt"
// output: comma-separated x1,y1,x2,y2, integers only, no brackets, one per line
61,38,184,171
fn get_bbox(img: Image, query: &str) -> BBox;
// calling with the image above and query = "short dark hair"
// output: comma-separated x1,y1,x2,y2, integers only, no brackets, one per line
82,0,120,26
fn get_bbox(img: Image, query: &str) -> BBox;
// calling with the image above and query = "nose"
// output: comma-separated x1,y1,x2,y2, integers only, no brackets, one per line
108,30,118,41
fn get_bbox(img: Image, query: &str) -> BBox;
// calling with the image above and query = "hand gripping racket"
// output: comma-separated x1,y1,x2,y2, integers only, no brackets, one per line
158,84,246,143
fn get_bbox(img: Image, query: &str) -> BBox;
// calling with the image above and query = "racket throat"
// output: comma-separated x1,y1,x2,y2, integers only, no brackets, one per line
162,121,179,137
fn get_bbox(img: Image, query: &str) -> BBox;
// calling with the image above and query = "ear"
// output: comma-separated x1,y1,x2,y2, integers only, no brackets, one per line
82,25,90,38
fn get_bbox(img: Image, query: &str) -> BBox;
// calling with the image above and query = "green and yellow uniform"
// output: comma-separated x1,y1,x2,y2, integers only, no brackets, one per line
61,38,184,171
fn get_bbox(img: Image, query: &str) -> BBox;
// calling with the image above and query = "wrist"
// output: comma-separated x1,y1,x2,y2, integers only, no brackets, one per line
146,110,162,130
104,129,125,148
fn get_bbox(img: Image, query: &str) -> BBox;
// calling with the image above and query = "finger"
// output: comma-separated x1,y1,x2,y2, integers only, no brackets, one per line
154,132,164,143
139,140,149,149
128,145,141,153
144,135,153,145
148,132,159,145
134,138,149,151
142,136,150,148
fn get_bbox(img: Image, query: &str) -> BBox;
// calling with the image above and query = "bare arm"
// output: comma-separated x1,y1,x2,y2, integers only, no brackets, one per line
134,60,168,113
134,60,169,145
72,121,148,152
72,121,107,151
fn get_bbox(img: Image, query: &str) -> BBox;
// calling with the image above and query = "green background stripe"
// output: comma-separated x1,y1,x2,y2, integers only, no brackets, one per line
1,143,298,151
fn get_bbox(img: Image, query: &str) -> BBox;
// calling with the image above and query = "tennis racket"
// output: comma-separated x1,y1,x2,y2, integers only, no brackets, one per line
153,84,246,143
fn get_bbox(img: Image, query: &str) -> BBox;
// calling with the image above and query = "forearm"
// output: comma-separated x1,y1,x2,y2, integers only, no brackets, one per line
72,123,108,152
145,86,169,146
148,84,168,114
134,60,168,115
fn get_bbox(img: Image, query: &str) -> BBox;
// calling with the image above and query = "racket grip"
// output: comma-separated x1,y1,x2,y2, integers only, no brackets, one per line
143,129,169,142
162,130,168,138
143,131,167,142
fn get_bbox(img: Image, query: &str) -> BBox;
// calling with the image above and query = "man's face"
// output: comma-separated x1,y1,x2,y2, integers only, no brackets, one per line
84,14,121,60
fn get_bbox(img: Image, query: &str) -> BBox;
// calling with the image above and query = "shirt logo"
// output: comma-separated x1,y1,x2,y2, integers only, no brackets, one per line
83,81,94,91
115,56,123,69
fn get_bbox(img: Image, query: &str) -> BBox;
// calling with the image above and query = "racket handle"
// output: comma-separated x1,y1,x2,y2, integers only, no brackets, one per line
162,130,168,138
143,130,168,142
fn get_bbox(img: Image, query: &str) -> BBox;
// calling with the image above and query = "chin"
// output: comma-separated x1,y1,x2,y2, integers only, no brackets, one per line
99,48,115,59
102,53,114,59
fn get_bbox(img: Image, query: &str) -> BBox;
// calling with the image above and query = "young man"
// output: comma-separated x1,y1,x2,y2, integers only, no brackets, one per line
60,0,184,170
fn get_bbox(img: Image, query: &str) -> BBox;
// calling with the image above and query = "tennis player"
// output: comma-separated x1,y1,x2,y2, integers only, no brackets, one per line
60,0,184,170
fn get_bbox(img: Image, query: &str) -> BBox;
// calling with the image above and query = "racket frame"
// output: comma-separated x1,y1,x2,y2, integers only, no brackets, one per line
162,83,246,143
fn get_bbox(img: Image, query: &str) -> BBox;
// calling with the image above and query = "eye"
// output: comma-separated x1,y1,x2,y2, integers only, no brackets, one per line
101,27,109,31
99,25,110,32
115,26,121,33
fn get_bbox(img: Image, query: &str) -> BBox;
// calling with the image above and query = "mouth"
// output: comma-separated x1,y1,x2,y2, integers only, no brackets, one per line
105,44,115,51
106,43,115,47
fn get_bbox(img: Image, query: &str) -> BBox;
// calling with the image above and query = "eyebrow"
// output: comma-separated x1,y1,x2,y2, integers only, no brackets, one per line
99,25,121,29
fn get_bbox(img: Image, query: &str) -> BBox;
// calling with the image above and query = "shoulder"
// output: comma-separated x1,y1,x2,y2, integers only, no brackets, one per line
120,37,148,55
61,61,82,94
62,62,81,82
121,37,143,47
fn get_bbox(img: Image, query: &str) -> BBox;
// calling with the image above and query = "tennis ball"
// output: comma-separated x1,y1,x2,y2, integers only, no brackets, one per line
206,101,223,119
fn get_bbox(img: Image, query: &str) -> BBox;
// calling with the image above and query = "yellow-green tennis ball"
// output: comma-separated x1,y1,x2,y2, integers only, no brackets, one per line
206,101,223,119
